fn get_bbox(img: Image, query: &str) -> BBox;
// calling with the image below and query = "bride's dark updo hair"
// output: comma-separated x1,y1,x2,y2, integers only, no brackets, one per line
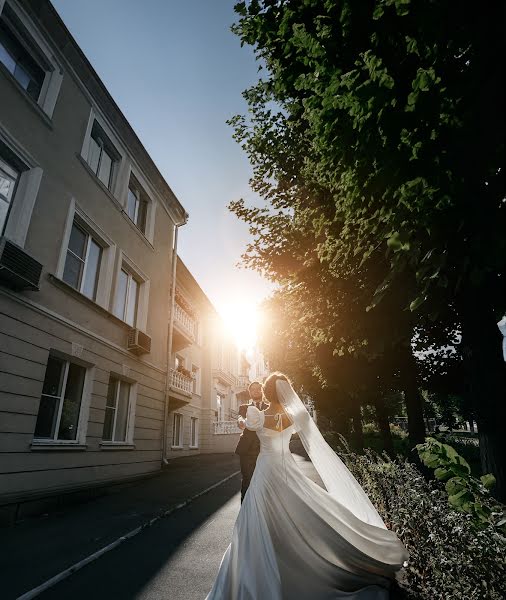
263,372,291,404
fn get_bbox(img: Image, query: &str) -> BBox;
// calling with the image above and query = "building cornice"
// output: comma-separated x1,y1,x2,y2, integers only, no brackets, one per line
16,0,188,227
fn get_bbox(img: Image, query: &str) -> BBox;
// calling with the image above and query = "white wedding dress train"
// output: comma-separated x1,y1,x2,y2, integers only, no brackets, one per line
206,407,408,600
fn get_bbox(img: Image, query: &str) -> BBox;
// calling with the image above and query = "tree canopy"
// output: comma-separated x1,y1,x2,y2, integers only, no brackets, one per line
230,0,505,498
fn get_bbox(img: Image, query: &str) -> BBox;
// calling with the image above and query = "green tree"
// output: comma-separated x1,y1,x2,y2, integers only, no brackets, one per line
231,0,505,499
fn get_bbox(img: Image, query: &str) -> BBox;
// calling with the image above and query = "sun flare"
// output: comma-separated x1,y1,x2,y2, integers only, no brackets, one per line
219,302,261,351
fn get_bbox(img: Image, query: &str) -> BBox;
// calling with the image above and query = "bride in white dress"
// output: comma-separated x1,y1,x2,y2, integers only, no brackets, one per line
206,373,408,599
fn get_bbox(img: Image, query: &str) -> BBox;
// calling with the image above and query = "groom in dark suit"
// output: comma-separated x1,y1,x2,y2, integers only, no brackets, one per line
235,381,268,503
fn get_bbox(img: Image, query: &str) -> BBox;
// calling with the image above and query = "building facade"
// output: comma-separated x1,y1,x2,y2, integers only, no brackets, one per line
0,0,187,508
165,258,251,458
0,0,264,516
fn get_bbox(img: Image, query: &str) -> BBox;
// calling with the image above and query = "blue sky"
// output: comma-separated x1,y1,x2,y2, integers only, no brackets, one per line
52,0,273,340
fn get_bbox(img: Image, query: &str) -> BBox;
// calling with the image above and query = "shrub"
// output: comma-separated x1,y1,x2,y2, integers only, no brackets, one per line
416,438,505,532
433,432,481,477
335,437,506,599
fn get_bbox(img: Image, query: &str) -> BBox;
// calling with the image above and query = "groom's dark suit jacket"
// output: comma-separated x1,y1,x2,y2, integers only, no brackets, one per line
235,401,268,456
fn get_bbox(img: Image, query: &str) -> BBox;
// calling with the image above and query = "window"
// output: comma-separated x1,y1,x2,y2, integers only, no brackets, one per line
34,356,86,441
0,7,45,101
86,121,118,189
0,151,19,235
192,365,200,395
62,221,102,300
190,417,198,448
172,413,183,448
103,377,131,443
114,268,140,326
0,3,62,118
216,393,224,422
126,173,148,232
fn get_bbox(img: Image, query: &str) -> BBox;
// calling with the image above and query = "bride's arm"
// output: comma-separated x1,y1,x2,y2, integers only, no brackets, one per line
238,406,264,431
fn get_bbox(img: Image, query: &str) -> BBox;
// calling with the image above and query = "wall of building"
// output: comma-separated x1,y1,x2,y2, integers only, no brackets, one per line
0,0,183,505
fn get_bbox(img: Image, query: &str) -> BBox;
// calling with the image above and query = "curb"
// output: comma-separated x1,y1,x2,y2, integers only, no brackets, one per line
16,470,241,600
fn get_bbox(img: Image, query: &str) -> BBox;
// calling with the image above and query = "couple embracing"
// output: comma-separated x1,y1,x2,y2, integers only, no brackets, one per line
206,372,408,599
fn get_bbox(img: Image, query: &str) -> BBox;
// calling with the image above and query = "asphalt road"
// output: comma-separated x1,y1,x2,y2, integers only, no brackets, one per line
37,475,241,600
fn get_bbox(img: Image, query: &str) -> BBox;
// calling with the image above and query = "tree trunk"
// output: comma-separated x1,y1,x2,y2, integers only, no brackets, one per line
404,383,426,448
374,395,394,455
349,401,364,452
460,296,506,502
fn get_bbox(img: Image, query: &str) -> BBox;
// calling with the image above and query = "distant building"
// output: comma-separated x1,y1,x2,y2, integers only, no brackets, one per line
164,258,250,458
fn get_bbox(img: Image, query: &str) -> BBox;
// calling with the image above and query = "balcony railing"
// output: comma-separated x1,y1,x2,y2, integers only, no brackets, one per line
174,303,196,338
214,420,241,435
170,368,193,395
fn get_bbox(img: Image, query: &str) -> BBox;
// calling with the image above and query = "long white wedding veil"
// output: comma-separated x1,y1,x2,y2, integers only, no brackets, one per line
276,379,386,528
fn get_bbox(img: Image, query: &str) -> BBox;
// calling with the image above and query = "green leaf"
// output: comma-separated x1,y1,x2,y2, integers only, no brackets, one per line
409,296,425,311
445,478,466,496
480,474,496,490
387,232,403,250
434,467,452,481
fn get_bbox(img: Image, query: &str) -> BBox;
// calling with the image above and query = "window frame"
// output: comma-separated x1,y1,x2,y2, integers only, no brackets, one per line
32,351,93,447
216,393,224,422
172,412,183,449
0,0,63,118
0,145,20,237
114,267,140,327
126,172,149,233
101,375,137,446
112,250,150,331
191,364,201,395
122,164,157,245
80,110,125,201
86,120,120,191
0,126,42,248
190,416,198,449
62,220,103,301
56,199,116,310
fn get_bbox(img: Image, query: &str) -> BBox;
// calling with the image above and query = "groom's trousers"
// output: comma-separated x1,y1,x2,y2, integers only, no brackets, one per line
239,454,258,503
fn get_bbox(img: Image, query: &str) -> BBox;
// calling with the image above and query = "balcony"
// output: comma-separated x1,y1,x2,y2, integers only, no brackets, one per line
168,368,193,410
172,302,196,351
214,421,241,435
170,368,193,395
212,368,236,388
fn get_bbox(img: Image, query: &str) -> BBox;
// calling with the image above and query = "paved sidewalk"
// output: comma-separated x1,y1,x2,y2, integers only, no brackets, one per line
1,454,241,600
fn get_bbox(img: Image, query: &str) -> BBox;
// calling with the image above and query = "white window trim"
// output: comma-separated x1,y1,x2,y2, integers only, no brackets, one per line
0,0,63,118
56,199,116,309
192,364,201,396
0,124,42,247
112,250,150,331
189,416,199,449
80,109,126,199
175,353,186,370
171,412,183,449
124,165,157,244
216,392,225,422
32,350,94,447
100,376,137,446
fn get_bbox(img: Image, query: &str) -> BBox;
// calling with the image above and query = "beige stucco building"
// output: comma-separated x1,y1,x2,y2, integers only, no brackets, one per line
164,257,252,458
0,0,252,517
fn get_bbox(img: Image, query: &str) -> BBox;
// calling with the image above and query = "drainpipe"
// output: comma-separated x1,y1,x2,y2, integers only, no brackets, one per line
162,217,186,465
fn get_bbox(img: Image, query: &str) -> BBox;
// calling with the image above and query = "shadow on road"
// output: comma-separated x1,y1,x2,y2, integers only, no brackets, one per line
37,477,240,600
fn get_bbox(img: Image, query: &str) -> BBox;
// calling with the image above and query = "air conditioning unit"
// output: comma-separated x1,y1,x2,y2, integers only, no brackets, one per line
127,328,151,355
0,237,42,290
